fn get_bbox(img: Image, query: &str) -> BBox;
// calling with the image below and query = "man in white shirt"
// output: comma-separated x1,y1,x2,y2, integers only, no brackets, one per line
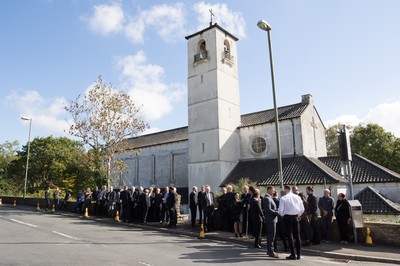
278,185,305,260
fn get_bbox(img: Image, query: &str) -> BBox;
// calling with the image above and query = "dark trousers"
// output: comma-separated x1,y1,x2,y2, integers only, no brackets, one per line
300,217,312,244
198,206,203,224
204,206,214,231
190,206,197,226
169,208,177,227
310,216,320,244
142,206,149,222
265,222,277,252
337,220,349,241
161,204,169,223
275,216,288,250
45,198,51,210
320,215,332,241
253,221,263,247
284,215,301,257
122,204,131,222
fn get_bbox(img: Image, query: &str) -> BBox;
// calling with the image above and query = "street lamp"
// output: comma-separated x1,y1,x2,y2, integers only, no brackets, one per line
257,19,284,191
21,116,32,200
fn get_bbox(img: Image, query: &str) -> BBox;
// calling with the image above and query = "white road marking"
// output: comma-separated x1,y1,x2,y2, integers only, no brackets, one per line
52,231,80,240
10,219,37,228
137,261,151,266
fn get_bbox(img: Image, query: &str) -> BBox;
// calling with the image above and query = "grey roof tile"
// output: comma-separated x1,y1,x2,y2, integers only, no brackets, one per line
355,186,400,214
318,154,400,183
222,156,347,187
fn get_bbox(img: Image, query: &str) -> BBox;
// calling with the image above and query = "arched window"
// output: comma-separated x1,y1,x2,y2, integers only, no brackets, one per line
223,39,230,55
194,40,207,63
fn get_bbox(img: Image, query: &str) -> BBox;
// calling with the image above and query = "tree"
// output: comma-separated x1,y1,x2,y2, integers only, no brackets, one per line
65,76,149,187
326,123,400,173
351,123,400,173
7,136,93,195
0,140,19,195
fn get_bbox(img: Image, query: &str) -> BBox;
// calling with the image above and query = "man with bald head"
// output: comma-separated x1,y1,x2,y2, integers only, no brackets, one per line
318,189,334,242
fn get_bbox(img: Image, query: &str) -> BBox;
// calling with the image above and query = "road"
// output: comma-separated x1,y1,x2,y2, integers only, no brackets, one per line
0,206,392,266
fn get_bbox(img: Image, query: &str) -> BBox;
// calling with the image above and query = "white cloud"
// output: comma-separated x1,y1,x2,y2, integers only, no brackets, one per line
193,2,246,39
116,51,186,121
83,2,246,43
5,90,69,135
83,2,125,36
325,100,400,137
124,3,186,44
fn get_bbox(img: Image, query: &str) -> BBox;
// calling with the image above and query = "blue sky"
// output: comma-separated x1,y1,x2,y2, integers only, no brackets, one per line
1,0,400,147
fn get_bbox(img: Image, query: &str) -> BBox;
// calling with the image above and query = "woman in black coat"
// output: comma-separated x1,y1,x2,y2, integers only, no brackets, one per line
334,193,351,244
232,193,244,238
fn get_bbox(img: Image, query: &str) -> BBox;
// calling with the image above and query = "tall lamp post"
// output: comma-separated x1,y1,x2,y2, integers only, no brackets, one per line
257,20,284,191
21,116,32,200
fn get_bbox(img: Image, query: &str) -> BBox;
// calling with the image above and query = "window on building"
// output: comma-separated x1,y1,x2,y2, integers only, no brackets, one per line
251,137,266,154
194,40,207,63
202,142,205,153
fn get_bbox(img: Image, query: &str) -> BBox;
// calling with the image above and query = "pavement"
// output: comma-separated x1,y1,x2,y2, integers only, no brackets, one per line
3,203,400,265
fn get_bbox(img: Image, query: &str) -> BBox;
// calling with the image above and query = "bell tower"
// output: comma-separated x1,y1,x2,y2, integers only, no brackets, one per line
185,24,241,192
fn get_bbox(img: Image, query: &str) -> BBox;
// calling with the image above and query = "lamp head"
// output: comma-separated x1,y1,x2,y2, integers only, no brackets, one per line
257,20,271,31
21,116,31,121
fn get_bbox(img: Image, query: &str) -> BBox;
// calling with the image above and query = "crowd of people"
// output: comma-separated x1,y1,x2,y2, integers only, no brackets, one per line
45,185,181,228
190,184,352,260
45,183,352,260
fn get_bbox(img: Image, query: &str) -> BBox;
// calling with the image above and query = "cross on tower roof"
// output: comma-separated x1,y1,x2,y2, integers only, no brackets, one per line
209,9,215,26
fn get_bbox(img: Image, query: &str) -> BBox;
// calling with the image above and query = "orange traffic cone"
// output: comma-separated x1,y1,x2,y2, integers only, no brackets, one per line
365,227,374,245
115,210,120,222
198,223,205,239
35,203,41,212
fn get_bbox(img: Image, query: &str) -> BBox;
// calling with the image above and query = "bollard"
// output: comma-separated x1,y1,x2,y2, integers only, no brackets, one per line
13,200,16,207
51,204,55,213
115,210,120,222
83,208,89,218
365,227,374,245
198,223,205,239
35,203,41,212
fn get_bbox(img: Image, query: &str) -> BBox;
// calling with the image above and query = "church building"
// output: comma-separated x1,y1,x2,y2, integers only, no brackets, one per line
115,24,400,214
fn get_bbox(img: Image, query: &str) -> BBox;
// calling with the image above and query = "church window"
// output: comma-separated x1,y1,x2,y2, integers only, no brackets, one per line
200,75,203,83
251,137,266,154
152,155,156,182
201,142,205,153
222,39,234,65
194,40,207,63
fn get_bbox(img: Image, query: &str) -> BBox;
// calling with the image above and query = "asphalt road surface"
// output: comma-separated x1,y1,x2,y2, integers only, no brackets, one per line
0,207,392,266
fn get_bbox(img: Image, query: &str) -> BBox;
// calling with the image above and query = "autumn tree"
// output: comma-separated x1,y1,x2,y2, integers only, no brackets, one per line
65,76,148,187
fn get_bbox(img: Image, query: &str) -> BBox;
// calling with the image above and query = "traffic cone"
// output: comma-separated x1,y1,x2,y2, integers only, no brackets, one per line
365,227,374,245
115,210,120,222
13,200,16,207
83,208,89,218
35,203,41,212
198,223,205,239
51,204,55,213
0,198,2,205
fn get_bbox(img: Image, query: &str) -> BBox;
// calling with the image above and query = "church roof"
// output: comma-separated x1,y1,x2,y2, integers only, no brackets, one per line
221,156,347,187
318,154,400,183
124,127,188,150
355,186,400,214
239,102,308,128
185,23,239,41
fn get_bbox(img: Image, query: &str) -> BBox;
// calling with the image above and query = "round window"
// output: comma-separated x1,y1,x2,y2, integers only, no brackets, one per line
251,137,266,154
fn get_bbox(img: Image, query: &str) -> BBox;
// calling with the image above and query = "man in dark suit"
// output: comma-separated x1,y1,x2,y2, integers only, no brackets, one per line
263,186,279,258
306,186,320,245
250,189,264,249
139,188,150,223
197,185,206,225
203,185,215,232
120,186,132,222
189,186,198,227
167,186,177,228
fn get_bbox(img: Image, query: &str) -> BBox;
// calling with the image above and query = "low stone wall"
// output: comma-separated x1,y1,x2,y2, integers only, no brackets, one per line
360,222,400,246
0,196,75,211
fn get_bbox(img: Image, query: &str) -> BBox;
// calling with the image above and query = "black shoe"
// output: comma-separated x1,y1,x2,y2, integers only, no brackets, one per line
297,255,301,260
235,233,238,238
286,255,296,260
239,233,243,238
254,244,262,249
